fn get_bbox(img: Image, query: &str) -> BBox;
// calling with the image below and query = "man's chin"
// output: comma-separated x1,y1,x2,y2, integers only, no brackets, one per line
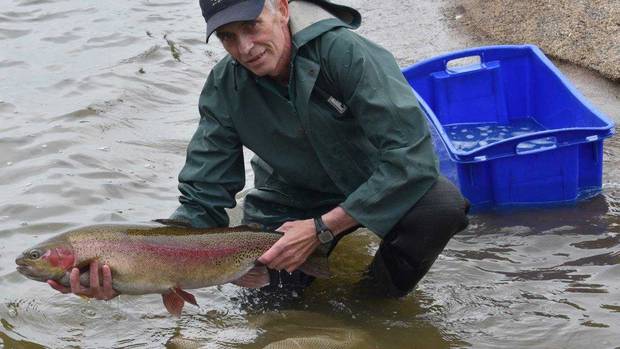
239,62,270,78
247,68,268,77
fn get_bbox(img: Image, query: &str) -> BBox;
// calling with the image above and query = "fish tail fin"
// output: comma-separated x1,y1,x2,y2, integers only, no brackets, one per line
162,288,198,317
231,264,271,288
298,253,331,279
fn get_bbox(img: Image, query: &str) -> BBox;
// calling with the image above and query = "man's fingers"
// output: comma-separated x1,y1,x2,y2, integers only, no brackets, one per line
284,257,305,273
258,243,283,265
277,244,315,272
270,252,297,271
49,263,116,300
90,260,101,292
285,265,299,274
280,259,302,273
101,264,115,299
70,268,86,295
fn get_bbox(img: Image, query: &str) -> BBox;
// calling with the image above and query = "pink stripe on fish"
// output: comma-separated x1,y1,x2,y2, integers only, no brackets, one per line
139,242,243,260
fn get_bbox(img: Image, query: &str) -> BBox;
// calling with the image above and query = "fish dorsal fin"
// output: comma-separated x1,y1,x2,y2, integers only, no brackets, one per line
171,224,282,235
152,218,193,228
126,224,280,237
227,224,282,234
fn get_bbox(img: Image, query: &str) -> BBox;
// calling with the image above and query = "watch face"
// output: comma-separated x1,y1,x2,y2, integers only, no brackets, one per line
318,230,333,244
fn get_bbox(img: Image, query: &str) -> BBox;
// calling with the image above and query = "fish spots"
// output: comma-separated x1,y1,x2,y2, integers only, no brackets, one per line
140,242,242,261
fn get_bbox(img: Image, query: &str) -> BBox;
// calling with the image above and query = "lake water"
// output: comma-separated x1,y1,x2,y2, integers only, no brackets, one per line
1,0,619,348
444,118,548,153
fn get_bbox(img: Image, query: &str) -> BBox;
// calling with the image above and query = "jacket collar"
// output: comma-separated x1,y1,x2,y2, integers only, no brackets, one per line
289,0,360,48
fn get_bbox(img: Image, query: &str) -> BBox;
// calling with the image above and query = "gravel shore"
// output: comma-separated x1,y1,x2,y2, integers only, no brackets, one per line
454,0,620,81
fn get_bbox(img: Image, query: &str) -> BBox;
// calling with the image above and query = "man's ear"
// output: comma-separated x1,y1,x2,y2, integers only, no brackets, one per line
277,0,289,22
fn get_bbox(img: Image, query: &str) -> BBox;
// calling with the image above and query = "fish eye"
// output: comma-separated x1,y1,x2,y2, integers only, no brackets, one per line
29,250,41,259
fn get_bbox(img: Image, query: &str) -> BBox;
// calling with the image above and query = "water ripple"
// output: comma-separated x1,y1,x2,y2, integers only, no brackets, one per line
560,251,620,266
0,28,31,39
0,60,28,68
1,0,619,347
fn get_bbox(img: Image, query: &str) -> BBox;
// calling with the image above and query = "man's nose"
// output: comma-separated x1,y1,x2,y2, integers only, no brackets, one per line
238,34,254,55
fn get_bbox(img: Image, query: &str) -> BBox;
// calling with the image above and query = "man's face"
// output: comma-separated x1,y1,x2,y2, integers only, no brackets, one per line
215,1,291,81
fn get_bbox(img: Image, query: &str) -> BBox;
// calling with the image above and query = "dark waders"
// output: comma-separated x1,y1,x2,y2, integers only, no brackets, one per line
242,176,470,297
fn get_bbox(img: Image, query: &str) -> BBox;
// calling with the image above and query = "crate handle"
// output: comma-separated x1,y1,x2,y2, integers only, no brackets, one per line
515,136,557,155
445,55,483,73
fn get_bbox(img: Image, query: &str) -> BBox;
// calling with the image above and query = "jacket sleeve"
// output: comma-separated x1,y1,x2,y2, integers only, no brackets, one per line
170,73,245,228
322,30,439,237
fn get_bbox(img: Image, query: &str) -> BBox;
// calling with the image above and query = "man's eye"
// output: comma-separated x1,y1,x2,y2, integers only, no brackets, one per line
218,33,234,42
243,21,258,31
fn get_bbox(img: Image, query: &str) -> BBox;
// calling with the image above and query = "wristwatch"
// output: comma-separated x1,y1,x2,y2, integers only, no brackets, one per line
314,216,335,244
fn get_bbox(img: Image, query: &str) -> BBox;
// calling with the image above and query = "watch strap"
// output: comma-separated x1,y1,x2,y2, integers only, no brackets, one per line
314,216,334,244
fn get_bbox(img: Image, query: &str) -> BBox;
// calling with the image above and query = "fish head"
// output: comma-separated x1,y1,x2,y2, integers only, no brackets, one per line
15,237,75,282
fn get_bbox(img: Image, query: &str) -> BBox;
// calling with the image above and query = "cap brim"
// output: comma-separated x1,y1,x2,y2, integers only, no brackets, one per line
205,0,265,43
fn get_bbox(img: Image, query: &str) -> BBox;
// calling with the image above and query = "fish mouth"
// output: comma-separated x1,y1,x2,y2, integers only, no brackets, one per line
15,257,28,267
16,265,29,274
15,265,48,282
15,258,55,282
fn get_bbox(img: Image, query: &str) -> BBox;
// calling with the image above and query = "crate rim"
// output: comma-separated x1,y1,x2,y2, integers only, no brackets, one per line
402,44,616,163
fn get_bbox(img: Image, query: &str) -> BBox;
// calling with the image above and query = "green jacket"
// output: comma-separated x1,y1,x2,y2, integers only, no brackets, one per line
171,0,439,237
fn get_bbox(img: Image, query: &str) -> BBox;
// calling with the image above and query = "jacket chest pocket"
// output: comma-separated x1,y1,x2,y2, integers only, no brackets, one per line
311,85,352,119
310,76,354,121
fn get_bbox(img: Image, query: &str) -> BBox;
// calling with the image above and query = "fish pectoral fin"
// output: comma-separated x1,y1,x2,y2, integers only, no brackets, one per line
298,253,331,279
162,291,185,317
162,288,199,317
231,265,270,288
173,287,198,307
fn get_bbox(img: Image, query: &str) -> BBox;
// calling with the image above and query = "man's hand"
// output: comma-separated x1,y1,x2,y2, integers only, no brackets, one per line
258,219,320,273
258,207,359,274
47,260,118,301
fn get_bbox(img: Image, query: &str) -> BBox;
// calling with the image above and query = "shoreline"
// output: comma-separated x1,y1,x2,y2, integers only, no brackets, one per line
454,0,620,81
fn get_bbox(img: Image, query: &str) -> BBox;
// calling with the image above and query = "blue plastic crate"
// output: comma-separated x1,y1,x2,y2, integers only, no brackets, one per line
402,45,615,208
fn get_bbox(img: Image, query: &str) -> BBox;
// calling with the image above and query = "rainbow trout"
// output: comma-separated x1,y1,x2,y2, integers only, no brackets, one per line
15,224,329,316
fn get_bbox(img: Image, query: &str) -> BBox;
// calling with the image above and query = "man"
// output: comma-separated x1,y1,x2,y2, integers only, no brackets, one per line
50,0,469,299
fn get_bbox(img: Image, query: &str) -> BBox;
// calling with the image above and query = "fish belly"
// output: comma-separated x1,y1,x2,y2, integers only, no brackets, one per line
109,255,258,295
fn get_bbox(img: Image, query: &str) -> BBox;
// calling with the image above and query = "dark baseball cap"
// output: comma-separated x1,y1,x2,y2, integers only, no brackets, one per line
199,0,266,42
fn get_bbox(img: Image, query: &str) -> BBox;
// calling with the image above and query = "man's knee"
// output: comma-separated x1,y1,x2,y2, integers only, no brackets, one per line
392,176,469,246
363,177,469,296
